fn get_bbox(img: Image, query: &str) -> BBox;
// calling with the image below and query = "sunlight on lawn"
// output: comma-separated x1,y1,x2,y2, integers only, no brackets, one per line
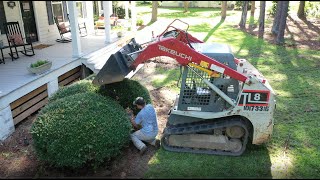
137,5,320,178
269,149,294,178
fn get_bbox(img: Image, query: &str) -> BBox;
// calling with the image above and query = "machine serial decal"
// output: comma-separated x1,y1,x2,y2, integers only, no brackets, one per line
158,45,192,61
243,106,269,111
187,107,202,111
238,90,270,106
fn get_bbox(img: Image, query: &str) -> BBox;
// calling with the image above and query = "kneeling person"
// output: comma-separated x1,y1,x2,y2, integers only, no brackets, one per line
130,97,159,155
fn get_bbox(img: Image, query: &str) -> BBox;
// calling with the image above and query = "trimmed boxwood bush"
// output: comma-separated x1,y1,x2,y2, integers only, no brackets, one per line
31,92,131,168
49,79,99,102
98,79,152,115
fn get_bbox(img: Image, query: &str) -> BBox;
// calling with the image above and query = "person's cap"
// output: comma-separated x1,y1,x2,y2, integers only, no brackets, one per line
133,97,145,106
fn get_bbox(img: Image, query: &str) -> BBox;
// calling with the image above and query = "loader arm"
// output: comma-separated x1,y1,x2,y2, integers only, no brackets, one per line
93,19,249,86
131,37,249,83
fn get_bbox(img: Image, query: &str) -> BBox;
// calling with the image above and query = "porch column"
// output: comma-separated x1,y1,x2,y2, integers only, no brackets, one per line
103,1,112,44
68,1,82,57
0,106,15,141
47,79,59,98
98,1,102,15
125,1,129,19
85,1,95,34
131,1,137,32
109,1,113,16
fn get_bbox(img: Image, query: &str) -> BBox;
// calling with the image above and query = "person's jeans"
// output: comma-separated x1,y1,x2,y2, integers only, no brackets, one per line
130,130,157,150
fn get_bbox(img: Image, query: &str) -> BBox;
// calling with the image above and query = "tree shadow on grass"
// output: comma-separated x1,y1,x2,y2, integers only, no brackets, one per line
299,17,320,36
287,15,312,40
203,19,225,42
271,44,320,178
145,143,272,178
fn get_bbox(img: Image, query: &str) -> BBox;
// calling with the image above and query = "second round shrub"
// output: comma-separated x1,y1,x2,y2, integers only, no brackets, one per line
98,79,152,115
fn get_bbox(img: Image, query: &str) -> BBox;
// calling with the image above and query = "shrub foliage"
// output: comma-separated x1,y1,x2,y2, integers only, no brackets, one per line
49,80,99,102
31,92,131,168
98,79,152,115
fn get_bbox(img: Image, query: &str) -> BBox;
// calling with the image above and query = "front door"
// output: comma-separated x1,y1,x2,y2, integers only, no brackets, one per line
20,1,38,42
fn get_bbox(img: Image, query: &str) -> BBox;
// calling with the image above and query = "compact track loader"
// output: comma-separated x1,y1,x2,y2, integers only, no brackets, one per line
93,19,276,156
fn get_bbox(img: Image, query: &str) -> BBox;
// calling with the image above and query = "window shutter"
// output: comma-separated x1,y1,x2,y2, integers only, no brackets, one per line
0,2,7,34
83,2,87,18
46,1,54,25
62,1,68,22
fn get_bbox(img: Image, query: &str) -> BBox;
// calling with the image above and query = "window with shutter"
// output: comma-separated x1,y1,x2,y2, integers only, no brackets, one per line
46,1,54,25
0,2,7,33
62,1,68,22
51,1,66,23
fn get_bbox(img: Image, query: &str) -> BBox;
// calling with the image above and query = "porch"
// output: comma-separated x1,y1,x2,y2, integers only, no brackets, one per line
0,30,134,140
0,10,165,142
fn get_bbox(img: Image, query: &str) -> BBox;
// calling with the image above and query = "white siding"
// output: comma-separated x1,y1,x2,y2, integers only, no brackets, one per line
0,1,59,44
0,1,94,44
32,1,59,43
0,1,24,46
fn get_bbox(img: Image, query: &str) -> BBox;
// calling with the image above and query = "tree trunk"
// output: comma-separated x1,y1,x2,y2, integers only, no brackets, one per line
239,1,249,29
271,1,283,35
297,1,305,19
251,1,255,17
151,1,158,22
184,1,189,12
221,1,227,20
258,1,266,39
276,1,289,45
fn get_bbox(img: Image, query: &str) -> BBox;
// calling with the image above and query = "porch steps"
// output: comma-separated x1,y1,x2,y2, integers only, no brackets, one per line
81,40,120,74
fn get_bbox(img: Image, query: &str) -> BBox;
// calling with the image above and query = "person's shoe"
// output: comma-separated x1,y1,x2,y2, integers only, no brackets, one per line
150,139,161,149
139,146,147,155
154,139,161,149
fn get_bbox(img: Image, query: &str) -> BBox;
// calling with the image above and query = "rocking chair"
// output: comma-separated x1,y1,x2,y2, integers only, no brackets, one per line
3,21,35,61
54,16,72,43
67,14,87,37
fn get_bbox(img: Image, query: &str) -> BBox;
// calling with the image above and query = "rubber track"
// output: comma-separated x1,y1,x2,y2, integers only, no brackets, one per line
161,117,249,156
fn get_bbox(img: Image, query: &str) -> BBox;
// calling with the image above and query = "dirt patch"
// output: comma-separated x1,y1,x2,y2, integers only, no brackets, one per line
0,114,39,178
242,15,320,50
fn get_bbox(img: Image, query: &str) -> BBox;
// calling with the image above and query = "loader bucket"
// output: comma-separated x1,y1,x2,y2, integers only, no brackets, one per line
92,38,142,85
92,52,131,85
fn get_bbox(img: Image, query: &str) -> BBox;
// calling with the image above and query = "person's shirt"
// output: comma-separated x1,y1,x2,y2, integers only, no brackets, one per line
134,104,158,137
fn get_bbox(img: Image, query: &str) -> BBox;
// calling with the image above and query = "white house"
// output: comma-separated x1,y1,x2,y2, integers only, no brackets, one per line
0,1,137,142
0,1,97,45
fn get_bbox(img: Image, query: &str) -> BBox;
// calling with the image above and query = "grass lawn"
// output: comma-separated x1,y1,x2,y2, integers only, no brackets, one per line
137,5,320,179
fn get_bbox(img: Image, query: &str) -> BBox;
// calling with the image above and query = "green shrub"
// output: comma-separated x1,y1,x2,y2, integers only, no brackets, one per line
31,92,131,168
234,1,251,10
84,73,96,81
306,1,320,18
136,19,144,26
49,79,99,102
30,60,49,68
112,2,131,19
98,79,151,115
